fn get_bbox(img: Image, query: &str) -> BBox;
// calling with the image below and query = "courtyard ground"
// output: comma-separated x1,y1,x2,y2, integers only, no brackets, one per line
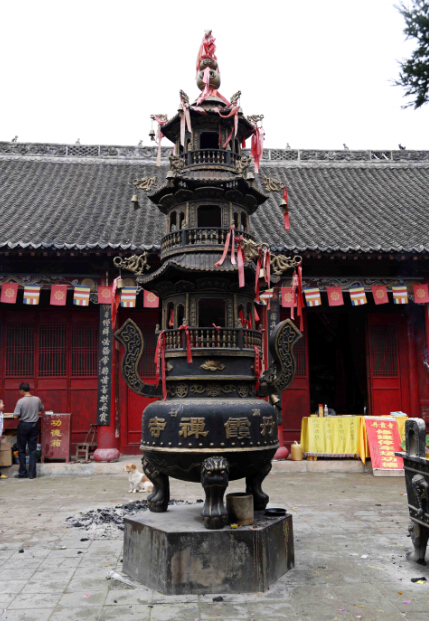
0,468,428,621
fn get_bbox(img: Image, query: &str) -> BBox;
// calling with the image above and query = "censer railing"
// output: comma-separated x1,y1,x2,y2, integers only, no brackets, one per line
161,228,255,254
182,149,240,168
164,328,263,352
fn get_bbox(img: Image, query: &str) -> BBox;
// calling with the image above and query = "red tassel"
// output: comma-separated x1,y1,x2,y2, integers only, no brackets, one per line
169,308,174,327
241,137,246,148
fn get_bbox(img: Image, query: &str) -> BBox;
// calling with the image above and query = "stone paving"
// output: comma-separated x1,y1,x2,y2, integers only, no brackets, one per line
0,468,428,620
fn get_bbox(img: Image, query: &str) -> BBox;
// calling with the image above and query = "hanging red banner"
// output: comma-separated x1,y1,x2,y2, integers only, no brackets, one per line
281,287,296,308
326,286,344,307
98,286,113,305
371,285,389,305
144,290,160,308
413,283,429,304
50,285,67,306
1,283,18,304
364,417,403,472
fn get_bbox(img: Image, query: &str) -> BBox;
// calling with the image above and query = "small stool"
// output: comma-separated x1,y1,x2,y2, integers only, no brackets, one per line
75,424,97,461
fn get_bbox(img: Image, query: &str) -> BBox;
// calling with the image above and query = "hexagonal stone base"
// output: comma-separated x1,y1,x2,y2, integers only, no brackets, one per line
123,504,294,594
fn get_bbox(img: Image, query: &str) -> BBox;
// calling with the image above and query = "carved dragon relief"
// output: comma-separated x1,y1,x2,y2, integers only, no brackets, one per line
114,318,162,398
257,319,302,397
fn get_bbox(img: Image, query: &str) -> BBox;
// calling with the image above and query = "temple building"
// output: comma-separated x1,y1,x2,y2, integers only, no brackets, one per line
1,139,428,454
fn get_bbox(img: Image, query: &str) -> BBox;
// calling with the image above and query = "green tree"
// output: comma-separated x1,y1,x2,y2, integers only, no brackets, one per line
396,0,429,109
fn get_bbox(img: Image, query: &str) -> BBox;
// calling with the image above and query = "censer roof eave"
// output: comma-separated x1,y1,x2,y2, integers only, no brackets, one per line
159,105,255,144
137,252,260,289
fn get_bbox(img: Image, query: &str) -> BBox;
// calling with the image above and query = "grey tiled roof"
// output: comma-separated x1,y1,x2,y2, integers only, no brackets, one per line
0,144,428,253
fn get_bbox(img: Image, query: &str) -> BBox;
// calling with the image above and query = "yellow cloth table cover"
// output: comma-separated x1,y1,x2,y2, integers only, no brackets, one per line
301,416,408,464
301,417,367,463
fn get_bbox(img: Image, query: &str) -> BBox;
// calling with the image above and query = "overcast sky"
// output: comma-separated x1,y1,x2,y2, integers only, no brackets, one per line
1,0,427,150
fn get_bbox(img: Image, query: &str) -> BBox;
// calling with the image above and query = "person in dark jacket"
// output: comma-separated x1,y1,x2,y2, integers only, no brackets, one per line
13,383,44,479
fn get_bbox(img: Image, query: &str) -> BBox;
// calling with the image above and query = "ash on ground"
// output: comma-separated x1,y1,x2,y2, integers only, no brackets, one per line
66,499,203,539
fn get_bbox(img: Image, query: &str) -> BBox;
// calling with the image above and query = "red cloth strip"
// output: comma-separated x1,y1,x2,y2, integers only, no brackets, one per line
255,253,262,303
239,310,251,329
263,248,271,309
254,305,260,323
215,224,236,267
222,126,234,149
212,323,221,346
250,124,264,173
291,271,298,320
297,264,304,331
111,277,121,326
253,345,262,391
236,237,245,287
179,325,193,363
154,331,167,401
283,186,289,230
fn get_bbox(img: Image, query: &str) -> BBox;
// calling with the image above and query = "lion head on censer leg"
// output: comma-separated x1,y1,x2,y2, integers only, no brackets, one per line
201,456,229,530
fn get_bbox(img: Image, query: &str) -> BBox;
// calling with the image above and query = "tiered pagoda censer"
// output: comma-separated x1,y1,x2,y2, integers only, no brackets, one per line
115,31,302,530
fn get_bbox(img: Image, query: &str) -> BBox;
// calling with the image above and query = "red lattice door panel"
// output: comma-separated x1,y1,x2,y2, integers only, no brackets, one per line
367,314,410,416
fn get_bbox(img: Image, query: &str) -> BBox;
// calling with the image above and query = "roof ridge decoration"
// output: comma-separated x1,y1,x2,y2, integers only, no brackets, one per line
2,142,429,163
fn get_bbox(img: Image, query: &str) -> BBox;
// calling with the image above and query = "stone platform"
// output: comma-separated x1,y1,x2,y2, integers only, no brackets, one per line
123,504,294,595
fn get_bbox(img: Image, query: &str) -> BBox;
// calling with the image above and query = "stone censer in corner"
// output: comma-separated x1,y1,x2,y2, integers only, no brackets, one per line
114,32,302,539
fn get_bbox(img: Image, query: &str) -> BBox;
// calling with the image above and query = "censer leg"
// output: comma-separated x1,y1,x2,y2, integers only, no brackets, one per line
409,520,429,565
246,462,272,511
142,456,170,513
201,456,229,530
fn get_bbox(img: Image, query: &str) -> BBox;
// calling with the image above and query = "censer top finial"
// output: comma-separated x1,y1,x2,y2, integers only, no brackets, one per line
196,30,221,93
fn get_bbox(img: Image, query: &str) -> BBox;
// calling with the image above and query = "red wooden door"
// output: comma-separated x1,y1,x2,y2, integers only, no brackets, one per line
366,313,410,416
281,313,310,449
118,309,159,454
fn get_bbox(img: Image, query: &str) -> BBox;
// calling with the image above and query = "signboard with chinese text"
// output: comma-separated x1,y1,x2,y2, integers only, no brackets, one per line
41,413,71,462
364,417,404,472
97,305,112,426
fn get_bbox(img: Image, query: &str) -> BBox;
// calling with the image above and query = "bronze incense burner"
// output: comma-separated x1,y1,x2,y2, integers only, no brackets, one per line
115,33,302,529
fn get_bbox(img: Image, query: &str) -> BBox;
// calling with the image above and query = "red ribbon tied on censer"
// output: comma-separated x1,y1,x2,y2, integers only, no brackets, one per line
253,345,263,392
215,224,236,268
290,266,304,331
152,115,169,167
283,186,289,231
179,324,193,363
154,331,167,401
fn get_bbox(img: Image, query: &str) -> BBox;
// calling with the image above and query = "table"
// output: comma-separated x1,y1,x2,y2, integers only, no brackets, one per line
300,416,407,464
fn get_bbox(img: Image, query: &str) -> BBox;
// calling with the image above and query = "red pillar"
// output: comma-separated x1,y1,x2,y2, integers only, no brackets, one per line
407,307,420,418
